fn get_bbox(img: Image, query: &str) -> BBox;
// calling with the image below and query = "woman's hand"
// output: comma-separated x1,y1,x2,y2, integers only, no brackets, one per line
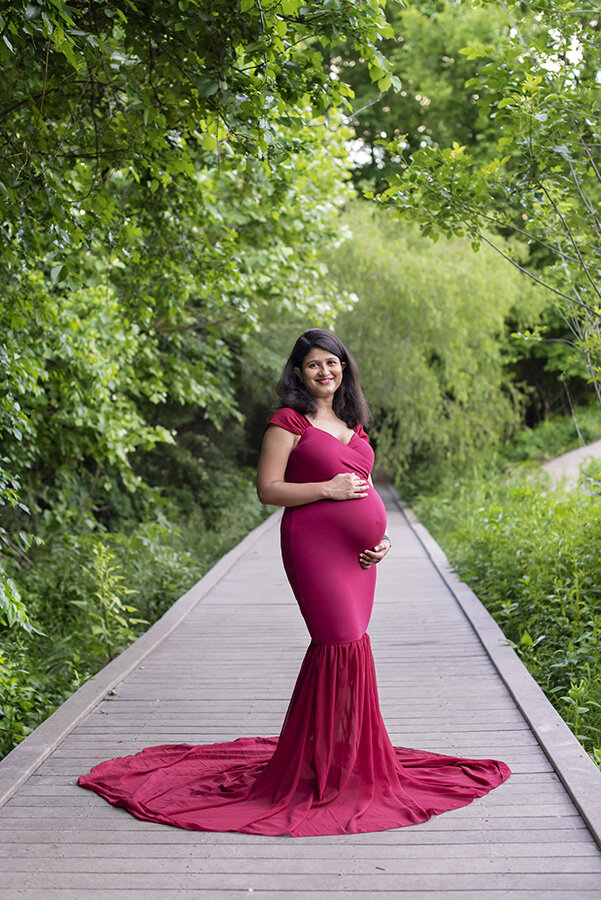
324,472,369,501
359,537,391,569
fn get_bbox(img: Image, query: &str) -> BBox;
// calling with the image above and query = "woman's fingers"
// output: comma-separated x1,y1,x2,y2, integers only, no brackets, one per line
358,540,391,568
373,540,390,553
327,472,369,499
347,473,369,497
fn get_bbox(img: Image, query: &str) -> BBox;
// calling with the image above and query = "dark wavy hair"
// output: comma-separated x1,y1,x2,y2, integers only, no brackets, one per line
276,329,371,428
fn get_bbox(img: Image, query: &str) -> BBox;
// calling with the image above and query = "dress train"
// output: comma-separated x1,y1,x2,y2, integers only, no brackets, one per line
79,633,510,836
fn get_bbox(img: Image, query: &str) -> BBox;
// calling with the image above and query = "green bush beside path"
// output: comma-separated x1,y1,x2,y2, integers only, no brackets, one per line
415,412,601,769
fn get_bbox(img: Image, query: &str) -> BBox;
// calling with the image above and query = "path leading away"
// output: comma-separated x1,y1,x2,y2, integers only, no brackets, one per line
541,438,601,484
1,485,600,899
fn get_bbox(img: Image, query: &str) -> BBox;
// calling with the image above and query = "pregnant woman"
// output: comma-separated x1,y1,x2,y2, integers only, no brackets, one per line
79,328,510,835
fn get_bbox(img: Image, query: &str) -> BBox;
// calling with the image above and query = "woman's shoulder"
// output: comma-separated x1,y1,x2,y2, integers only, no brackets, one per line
354,422,370,443
265,406,309,435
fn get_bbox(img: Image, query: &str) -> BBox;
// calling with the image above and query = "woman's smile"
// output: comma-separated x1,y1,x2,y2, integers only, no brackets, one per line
294,346,346,398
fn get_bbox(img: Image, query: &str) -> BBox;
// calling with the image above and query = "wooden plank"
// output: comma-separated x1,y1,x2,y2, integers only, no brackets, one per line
0,841,598,860
67,717,534,729
0,814,589,832
4,893,601,900
3,855,601,875
2,871,601,891
0,826,591,846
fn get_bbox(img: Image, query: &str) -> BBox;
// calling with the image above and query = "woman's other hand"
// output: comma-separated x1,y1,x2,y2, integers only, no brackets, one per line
359,538,391,569
324,472,369,501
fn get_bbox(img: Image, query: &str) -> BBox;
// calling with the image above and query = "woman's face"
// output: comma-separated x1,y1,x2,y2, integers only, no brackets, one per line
294,346,346,400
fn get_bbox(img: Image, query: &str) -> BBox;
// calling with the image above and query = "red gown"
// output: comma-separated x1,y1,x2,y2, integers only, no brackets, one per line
79,407,510,835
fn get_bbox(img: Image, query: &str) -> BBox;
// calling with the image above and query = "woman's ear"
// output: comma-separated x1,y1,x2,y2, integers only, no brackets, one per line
293,366,302,382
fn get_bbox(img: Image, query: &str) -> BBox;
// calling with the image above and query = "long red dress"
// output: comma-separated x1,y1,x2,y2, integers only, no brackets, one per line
78,407,510,835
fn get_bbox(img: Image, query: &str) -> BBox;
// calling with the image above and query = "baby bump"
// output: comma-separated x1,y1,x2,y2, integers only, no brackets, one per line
280,487,387,644
322,487,387,552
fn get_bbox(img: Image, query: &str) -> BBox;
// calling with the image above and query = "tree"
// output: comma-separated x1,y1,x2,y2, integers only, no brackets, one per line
0,0,392,463
323,201,538,494
0,0,390,267
0,1,393,617
375,0,601,401
335,0,509,187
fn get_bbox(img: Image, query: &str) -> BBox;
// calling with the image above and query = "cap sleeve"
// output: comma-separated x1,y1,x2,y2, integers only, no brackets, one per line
355,423,370,443
265,407,308,436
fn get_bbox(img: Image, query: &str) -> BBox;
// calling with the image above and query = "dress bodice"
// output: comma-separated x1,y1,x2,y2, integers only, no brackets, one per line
266,407,373,483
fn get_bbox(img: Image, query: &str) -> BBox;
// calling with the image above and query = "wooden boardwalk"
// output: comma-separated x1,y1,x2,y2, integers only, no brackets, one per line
1,485,601,899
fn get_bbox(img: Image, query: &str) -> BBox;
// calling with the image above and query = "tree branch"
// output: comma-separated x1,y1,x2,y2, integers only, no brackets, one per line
476,230,600,316
535,176,601,304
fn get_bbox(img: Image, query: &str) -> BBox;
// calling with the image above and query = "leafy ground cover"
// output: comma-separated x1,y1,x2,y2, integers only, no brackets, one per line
0,467,267,760
415,407,601,768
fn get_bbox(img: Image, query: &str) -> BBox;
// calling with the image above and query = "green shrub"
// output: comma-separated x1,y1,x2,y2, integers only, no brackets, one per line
0,640,54,758
0,470,267,761
325,202,537,495
500,403,601,466
416,456,601,765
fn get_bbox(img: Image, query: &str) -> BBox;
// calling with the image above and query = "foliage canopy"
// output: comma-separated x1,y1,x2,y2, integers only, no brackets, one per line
0,3,395,750
375,0,601,398
324,202,538,493
0,0,392,623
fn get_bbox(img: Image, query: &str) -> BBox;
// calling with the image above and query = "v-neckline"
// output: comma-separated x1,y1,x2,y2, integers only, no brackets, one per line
302,414,358,448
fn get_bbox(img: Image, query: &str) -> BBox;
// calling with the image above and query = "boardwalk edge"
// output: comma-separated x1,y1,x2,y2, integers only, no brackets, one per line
0,510,281,809
389,488,601,850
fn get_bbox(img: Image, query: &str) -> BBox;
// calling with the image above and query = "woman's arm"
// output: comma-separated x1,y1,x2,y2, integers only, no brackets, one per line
256,425,369,508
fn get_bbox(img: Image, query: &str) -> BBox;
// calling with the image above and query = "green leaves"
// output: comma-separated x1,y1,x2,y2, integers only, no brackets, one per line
323,201,533,493
378,0,601,396
0,567,37,634
417,446,601,766
71,541,143,664
0,0,392,527
50,264,67,285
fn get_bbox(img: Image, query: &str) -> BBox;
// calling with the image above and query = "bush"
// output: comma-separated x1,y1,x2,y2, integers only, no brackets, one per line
323,202,539,495
500,403,601,466
415,454,601,767
0,469,268,761
0,640,60,758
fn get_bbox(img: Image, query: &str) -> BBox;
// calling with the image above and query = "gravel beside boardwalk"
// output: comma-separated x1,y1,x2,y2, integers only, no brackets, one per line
1,486,601,898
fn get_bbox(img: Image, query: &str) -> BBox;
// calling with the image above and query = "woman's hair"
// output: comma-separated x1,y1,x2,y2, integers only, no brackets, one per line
276,329,371,428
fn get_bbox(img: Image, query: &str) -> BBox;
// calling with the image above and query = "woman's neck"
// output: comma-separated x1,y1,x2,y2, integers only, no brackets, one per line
311,399,336,420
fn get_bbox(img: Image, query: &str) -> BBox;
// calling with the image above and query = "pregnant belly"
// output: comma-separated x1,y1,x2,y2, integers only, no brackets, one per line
320,487,387,551
283,485,387,555
281,486,387,644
